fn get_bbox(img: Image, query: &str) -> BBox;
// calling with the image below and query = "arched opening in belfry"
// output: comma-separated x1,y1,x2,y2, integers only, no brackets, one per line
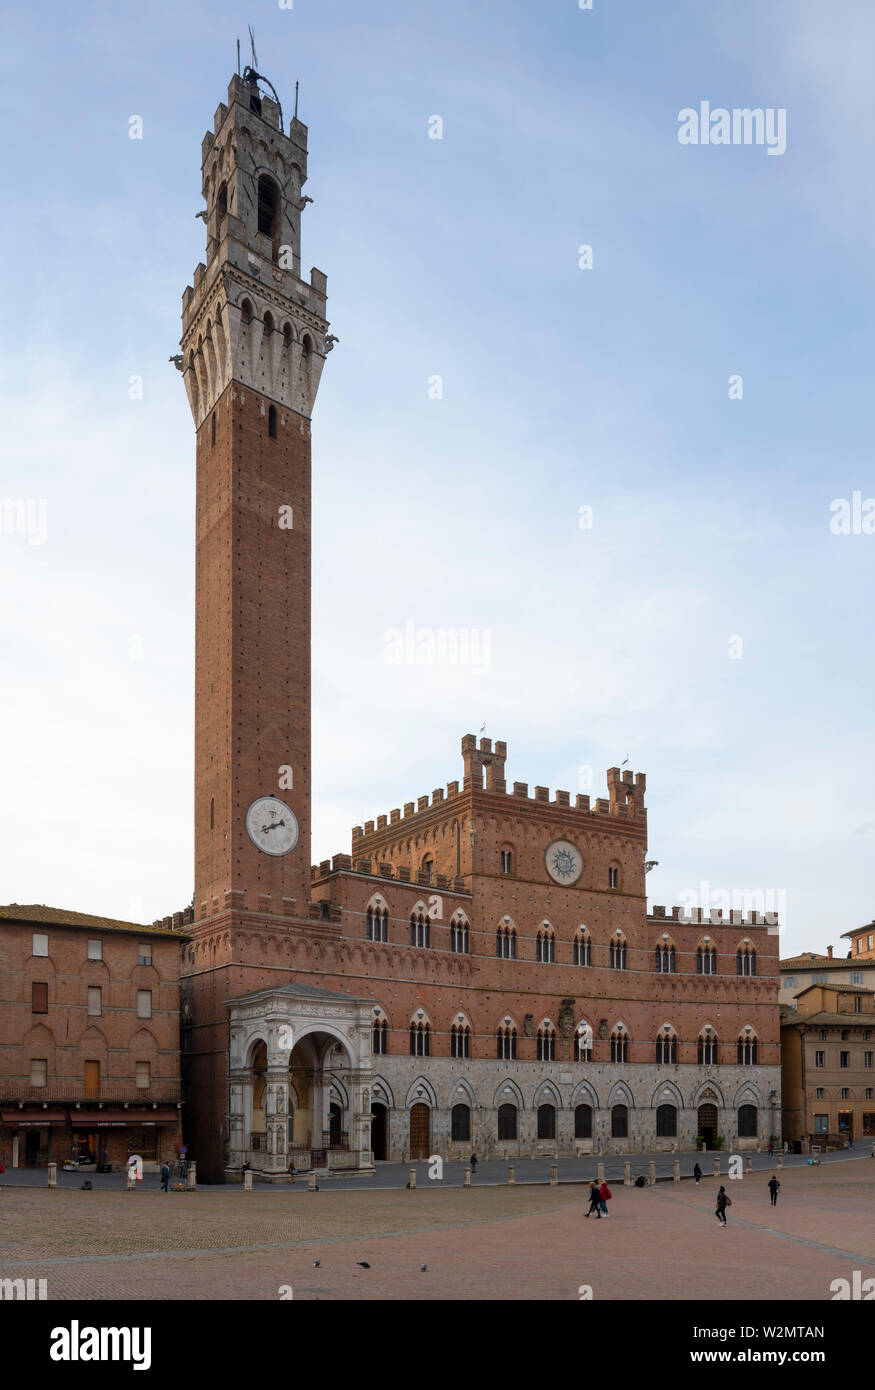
257,174,280,243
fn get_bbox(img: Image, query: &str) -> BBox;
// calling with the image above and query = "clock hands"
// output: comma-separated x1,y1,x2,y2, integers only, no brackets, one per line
261,818,287,834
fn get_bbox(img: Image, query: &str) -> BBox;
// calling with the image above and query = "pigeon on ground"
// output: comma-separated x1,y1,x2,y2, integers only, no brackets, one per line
356,1261,370,1268
420,1264,427,1272
313,1260,320,1267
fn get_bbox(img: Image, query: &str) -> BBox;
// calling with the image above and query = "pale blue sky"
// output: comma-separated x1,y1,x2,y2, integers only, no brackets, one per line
1,0,873,954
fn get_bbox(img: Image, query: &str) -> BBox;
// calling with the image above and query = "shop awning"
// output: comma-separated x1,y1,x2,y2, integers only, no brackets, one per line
1,1110,67,1127
71,1109,179,1127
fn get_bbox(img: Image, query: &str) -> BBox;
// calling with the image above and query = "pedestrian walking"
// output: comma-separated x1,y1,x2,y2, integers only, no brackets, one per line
599,1181,613,1216
715,1185,731,1226
767,1141,774,1158
768,1176,780,1207
161,1161,171,1192
585,1180,602,1218
470,1152,478,1173
693,1162,702,1184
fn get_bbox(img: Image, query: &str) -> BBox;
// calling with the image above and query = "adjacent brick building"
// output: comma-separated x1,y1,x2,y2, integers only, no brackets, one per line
0,905,186,1170
781,982,875,1146
177,69,782,1182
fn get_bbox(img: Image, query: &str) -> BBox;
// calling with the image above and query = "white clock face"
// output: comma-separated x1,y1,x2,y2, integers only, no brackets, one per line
545,839,582,885
246,796,299,856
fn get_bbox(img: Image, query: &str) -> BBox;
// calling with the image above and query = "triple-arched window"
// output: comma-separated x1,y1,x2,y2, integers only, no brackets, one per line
409,1020,431,1056
654,941,676,973
609,935,627,970
536,925,555,963
655,1027,677,1063
450,1022,471,1058
697,942,717,975
536,1022,556,1061
736,944,757,977
365,906,388,942
372,1018,388,1054
573,929,592,967
496,1023,517,1060
698,1029,718,1065
410,908,430,948
450,915,469,954
496,923,516,959
574,1022,593,1062
610,1025,630,1063
737,1030,759,1065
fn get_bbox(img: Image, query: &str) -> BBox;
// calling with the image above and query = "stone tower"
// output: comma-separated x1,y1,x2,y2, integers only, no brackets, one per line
179,70,332,1178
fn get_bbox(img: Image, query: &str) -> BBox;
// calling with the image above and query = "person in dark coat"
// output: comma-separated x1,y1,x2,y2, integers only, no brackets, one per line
768,1176,780,1207
470,1153,478,1173
693,1162,702,1184
715,1185,730,1225
160,1161,171,1193
585,1180,602,1217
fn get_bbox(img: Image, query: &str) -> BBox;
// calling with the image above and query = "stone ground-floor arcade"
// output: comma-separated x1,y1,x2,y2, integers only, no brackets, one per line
363,1061,783,1160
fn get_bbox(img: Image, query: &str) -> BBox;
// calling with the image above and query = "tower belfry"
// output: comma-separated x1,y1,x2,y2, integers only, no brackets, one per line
179,73,332,1177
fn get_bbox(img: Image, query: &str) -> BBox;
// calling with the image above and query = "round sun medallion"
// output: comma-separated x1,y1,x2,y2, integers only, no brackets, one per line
544,839,583,885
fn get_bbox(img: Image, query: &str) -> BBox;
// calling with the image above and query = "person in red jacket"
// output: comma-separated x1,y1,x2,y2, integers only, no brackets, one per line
599,1181,613,1217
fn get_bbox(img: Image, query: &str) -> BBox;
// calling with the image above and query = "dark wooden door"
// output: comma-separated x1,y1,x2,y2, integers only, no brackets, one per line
370,1103,388,1161
409,1103,430,1159
698,1103,718,1148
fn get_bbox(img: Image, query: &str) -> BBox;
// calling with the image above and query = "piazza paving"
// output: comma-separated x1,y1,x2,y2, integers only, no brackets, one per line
0,1154,872,1300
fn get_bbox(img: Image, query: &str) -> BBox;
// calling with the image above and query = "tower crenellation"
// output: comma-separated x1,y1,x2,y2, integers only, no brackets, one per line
180,71,332,430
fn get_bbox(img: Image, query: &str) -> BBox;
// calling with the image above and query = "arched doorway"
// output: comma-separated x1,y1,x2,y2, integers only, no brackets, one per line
451,1104,471,1142
574,1104,592,1139
328,1101,343,1147
371,1102,388,1161
698,1103,718,1149
409,1103,430,1159
537,1103,556,1139
497,1103,517,1140
738,1104,758,1139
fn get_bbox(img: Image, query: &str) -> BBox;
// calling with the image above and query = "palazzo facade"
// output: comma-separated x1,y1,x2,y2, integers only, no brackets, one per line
175,70,781,1182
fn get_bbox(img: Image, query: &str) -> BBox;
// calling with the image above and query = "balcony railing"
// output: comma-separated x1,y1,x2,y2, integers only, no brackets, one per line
2,1081,181,1104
